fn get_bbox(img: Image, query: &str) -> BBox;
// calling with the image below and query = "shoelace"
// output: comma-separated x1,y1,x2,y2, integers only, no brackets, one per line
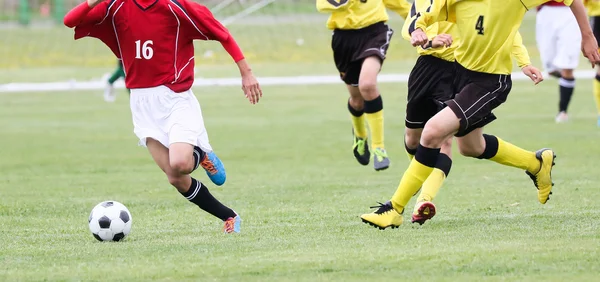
223,218,235,233
201,157,218,174
369,202,392,214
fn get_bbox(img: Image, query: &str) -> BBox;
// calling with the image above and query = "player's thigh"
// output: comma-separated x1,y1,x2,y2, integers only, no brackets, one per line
130,87,169,148
146,138,171,174
421,107,461,148
165,90,212,153
168,142,195,173
456,128,485,157
445,71,511,138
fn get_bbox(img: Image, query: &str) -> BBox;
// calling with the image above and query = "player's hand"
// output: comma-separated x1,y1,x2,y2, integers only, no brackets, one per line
581,33,600,68
87,0,105,8
522,65,543,85
431,34,453,48
241,73,262,105
411,28,428,47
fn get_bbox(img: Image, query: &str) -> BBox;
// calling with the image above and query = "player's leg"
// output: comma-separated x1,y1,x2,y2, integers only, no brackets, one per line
332,30,371,165
360,106,459,229
456,128,555,204
346,84,370,165
556,69,576,123
554,9,581,123
592,16,600,126
104,60,124,103
358,56,389,171
146,139,239,233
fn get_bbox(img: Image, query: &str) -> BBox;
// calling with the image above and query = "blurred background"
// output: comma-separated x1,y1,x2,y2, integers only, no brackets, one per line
0,0,542,85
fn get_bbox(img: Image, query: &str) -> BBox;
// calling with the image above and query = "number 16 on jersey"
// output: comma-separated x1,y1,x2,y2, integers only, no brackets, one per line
135,40,154,60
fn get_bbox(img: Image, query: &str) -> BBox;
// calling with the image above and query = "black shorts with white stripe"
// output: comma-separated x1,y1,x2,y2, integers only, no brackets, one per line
331,21,393,85
446,62,512,137
406,55,455,129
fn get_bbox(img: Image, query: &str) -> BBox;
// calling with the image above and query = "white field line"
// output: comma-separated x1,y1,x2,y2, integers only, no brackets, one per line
0,70,597,93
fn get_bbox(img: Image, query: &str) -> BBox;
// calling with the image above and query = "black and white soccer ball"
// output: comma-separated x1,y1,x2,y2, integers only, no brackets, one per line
88,201,132,242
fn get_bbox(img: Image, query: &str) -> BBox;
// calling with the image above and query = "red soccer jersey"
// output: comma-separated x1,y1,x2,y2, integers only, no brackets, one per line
64,0,244,92
538,1,567,10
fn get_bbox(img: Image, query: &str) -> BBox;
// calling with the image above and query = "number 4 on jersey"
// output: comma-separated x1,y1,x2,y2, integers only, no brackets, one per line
476,16,484,35
135,40,154,60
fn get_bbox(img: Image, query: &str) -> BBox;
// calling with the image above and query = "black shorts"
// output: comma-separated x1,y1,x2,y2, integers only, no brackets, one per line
331,22,393,85
406,55,455,129
592,16,600,46
445,63,512,137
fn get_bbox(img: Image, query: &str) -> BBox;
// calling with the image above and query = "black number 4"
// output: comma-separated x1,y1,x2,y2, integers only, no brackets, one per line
476,15,484,35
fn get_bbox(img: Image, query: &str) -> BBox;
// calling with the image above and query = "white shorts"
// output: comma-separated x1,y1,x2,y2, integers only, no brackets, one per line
129,85,212,152
536,6,581,71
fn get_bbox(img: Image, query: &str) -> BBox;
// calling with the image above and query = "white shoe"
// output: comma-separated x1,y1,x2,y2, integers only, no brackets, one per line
103,83,116,103
555,112,569,123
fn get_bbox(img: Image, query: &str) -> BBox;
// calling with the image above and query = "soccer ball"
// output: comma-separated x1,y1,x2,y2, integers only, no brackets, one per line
88,201,132,242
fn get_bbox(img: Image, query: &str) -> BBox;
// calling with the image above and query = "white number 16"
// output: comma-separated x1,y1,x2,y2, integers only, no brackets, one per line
134,40,153,60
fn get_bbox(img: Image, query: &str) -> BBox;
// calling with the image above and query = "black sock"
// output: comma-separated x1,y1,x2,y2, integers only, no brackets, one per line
558,77,575,113
181,178,236,221
415,144,440,167
435,153,452,176
363,95,383,113
477,134,499,159
192,146,205,172
404,141,417,156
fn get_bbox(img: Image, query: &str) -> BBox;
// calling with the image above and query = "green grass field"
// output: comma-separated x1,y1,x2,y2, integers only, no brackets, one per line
1,77,600,281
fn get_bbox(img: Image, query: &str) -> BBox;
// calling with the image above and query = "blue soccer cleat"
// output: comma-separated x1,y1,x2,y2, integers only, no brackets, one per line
200,151,226,186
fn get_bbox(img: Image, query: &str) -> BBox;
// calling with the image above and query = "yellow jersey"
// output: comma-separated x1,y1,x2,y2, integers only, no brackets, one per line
585,0,600,16
403,1,532,67
413,0,573,74
316,0,411,30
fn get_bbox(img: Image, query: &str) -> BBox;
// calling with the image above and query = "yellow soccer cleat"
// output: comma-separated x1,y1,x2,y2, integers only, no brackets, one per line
526,148,556,204
360,201,403,230
411,201,436,225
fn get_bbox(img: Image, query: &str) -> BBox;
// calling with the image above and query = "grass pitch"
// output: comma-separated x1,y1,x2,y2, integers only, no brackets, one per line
1,78,600,281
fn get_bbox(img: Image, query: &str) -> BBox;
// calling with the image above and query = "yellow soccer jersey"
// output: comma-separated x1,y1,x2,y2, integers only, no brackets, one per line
316,0,411,30
413,0,573,74
585,0,600,16
402,0,457,62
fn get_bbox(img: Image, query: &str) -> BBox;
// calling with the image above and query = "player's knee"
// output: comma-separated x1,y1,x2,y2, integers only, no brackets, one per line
457,143,481,158
420,122,446,148
169,158,193,175
348,96,364,111
404,130,421,149
166,174,188,192
358,80,378,97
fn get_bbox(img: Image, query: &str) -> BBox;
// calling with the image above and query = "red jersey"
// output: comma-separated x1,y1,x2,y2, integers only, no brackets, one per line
64,0,244,92
538,1,567,10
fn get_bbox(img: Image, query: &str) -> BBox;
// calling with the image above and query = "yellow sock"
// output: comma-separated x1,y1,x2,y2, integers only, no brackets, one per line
417,168,446,202
593,77,600,115
365,110,384,149
490,136,540,173
405,145,415,160
364,96,384,149
351,114,368,139
391,159,434,212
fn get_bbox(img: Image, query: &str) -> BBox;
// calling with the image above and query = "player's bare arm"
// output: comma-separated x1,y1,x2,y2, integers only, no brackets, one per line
522,65,544,85
570,0,600,66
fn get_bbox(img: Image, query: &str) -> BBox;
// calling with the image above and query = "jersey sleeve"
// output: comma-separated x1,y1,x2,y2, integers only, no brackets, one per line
522,0,573,8
179,0,231,42
413,0,454,32
383,0,411,18
402,0,430,41
511,31,531,68
316,0,352,13
66,1,121,58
